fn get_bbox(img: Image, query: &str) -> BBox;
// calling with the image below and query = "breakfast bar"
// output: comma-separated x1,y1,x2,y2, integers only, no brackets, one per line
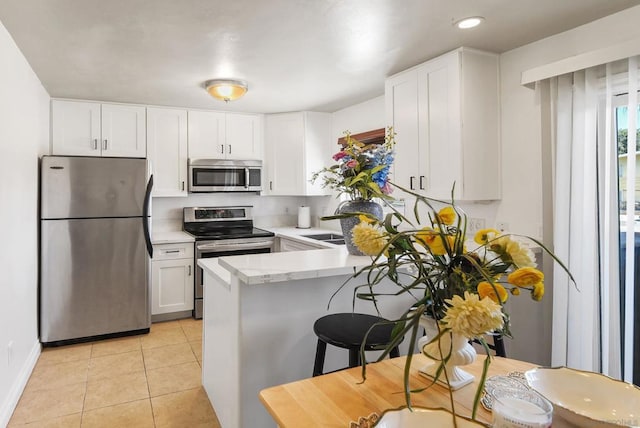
198,248,418,428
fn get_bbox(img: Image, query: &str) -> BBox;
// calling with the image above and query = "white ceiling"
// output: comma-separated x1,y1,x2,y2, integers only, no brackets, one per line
1,0,639,114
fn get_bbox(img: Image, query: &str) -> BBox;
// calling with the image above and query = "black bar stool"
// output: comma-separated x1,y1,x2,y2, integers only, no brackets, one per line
312,313,400,377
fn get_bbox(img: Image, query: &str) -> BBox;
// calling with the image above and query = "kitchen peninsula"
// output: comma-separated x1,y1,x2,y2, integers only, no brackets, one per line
199,247,417,428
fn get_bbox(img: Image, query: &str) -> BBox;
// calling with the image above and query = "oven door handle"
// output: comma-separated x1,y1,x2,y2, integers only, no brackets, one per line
197,240,273,252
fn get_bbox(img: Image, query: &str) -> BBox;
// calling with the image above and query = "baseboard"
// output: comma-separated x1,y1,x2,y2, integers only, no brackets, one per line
0,340,41,427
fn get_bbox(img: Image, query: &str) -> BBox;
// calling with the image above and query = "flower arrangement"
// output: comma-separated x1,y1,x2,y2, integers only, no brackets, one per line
341,188,574,418
311,129,395,201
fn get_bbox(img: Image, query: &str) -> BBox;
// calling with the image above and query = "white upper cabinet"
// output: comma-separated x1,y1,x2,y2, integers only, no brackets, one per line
188,111,262,160
147,107,188,197
52,100,146,158
386,47,500,201
264,111,331,196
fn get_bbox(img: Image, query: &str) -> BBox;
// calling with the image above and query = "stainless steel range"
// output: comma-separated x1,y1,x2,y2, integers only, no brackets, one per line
183,206,275,318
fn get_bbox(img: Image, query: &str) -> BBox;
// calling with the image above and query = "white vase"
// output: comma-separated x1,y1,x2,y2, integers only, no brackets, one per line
417,320,476,390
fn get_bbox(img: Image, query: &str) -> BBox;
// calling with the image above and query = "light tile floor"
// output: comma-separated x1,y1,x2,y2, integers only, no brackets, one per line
8,318,221,427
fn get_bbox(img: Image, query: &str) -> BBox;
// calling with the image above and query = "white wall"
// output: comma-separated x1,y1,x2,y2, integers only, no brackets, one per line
0,20,50,426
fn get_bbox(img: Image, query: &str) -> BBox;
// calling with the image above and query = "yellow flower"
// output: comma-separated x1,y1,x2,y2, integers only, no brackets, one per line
415,227,437,247
507,267,544,287
442,292,504,338
358,214,376,224
492,236,536,268
474,228,500,245
532,282,545,301
428,234,456,256
352,222,388,256
436,206,456,225
511,288,521,296
477,281,508,303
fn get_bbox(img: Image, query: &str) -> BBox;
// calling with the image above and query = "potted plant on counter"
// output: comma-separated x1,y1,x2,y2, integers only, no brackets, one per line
311,128,395,255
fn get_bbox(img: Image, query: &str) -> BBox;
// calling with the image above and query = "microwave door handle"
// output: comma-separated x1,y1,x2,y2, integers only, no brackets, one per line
245,168,249,189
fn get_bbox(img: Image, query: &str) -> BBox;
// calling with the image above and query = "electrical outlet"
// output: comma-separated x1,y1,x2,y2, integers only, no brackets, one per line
496,222,509,232
468,217,486,233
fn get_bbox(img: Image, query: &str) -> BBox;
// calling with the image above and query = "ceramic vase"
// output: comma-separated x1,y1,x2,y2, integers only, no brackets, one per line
417,318,476,390
336,199,383,255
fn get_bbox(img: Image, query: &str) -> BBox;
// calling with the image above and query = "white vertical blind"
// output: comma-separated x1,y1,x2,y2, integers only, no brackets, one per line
600,62,622,378
623,57,638,383
549,56,639,381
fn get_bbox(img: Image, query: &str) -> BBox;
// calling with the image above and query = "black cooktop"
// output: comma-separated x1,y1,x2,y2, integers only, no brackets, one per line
183,220,274,241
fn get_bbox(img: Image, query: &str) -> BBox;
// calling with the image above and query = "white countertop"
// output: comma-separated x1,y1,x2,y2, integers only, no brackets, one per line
200,247,373,285
151,230,195,244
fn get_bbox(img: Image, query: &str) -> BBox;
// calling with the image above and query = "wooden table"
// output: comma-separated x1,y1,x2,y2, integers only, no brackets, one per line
259,354,537,427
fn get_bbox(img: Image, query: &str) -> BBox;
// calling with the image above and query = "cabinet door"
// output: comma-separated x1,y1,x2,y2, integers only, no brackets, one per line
225,113,262,160
51,100,101,156
151,259,194,315
385,70,419,193
101,104,146,158
188,110,226,159
418,53,461,200
264,113,304,195
147,108,188,197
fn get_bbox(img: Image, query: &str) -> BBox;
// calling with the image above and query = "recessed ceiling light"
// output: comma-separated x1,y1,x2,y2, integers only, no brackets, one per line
454,16,485,29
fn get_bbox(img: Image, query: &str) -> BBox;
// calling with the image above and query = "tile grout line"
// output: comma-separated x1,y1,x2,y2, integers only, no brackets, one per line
141,337,159,428
79,343,93,428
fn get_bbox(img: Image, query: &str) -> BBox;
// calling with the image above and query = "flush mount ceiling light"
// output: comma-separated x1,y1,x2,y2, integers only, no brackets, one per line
454,16,485,29
204,79,248,102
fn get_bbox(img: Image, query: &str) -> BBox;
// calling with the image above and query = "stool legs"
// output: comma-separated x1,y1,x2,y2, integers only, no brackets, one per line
348,349,360,368
312,339,327,377
390,346,400,358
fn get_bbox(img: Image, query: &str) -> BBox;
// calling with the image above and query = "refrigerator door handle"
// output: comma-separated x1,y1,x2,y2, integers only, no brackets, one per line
143,174,154,258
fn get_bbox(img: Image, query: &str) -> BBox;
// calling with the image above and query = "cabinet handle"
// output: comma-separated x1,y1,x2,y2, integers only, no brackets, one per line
221,144,224,154
181,181,185,191
103,139,108,150
188,265,192,276
419,176,425,190
409,176,415,190
228,145,232,154
93,139,98,150
165,249,180,253
270,181,273,191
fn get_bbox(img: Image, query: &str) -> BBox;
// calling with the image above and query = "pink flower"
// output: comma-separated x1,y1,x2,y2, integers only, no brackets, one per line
345,159,358,168
381,182,393,195
332,151,347,161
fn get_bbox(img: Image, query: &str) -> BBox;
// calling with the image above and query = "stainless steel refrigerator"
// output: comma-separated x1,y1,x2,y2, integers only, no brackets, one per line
40,156,153,345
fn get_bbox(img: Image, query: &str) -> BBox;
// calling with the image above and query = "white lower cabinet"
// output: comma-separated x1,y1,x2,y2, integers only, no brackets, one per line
151,243,194,315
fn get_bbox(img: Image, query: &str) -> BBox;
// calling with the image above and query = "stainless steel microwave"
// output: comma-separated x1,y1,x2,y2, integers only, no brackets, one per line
188,159,262,192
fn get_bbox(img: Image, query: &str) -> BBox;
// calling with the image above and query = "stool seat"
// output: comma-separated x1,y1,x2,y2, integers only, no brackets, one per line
312,313,400,377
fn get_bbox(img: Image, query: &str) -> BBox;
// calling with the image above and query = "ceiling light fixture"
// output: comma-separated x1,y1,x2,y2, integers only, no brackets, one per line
204,79,248,102
454,16,485,29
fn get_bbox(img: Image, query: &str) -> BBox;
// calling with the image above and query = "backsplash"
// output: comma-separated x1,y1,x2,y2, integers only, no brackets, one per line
152,194,333,231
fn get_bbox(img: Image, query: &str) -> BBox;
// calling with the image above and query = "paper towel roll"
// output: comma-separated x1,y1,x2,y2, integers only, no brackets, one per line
297,206,311,229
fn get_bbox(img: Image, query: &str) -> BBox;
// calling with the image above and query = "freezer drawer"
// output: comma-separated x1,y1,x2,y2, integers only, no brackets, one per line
40,217,150,343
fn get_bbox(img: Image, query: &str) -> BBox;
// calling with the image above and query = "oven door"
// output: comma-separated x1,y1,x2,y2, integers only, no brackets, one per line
194,238,273,318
